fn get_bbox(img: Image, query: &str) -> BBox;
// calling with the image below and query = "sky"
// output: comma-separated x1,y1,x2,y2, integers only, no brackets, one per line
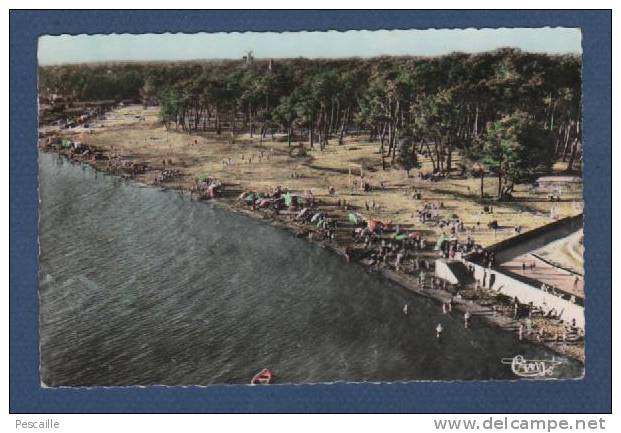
38,28,582,65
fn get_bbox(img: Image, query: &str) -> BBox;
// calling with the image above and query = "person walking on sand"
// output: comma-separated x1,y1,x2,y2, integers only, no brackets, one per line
395,252,403,271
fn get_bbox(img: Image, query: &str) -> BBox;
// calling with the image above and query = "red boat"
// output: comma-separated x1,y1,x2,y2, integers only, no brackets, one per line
251,368,273,385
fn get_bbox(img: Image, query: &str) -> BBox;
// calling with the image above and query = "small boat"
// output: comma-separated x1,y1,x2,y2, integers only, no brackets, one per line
251,368,273,385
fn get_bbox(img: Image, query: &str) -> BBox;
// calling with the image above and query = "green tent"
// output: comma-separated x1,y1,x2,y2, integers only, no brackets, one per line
394,233,408,241
244,193,256,204
435,233,453,250
284,192,293,207
348,212,360,225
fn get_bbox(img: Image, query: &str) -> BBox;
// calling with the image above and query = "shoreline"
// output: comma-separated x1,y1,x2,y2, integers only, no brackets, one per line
39,147,584,365
218,198,585,365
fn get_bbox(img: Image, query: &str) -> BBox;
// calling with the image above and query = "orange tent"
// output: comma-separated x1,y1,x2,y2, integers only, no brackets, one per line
367,220,382,232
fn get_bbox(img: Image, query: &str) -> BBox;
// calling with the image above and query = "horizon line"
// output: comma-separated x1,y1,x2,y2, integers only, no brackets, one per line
38,47,582,67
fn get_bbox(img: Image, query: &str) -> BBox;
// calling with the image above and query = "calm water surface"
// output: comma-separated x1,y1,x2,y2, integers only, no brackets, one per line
38,152,583,386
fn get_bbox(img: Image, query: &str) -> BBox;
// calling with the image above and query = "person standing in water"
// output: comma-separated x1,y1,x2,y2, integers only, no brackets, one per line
436,323,443,339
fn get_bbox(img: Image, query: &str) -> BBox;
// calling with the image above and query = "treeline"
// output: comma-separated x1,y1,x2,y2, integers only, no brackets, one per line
39,49,582,199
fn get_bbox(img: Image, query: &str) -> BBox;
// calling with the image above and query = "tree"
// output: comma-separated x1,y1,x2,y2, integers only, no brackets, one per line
396,136,419,177
412,90,461,174
158,87,180,130
38,51,582,179
272,95,298,147
481,111,555,200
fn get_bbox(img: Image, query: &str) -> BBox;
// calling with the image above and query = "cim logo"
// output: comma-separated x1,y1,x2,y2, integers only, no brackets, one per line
501,355,564,378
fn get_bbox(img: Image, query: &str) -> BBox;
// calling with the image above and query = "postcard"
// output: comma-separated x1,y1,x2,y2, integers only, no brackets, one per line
37,28,585,386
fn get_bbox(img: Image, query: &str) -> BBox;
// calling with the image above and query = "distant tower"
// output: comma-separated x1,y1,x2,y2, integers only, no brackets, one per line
243,50,254,66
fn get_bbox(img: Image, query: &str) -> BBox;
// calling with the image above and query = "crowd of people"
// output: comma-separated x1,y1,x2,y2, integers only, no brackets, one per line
235,182,494,284
194,176,223,199
154,168,181,183
233,179,584,354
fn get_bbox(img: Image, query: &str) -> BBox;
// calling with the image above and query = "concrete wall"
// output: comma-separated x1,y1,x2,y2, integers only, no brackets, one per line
469,261,584,329
435,260,459,284
488,214,583,264
436,259,475,285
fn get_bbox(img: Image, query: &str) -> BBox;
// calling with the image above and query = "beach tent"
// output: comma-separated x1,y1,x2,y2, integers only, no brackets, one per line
435,233,453,250
258,199,272,208
257,198,273,208
348,212,362,225
207,185,219,199
244,192,257,205
297,208,310,219
284,192,293,207
311,212,324,223
367,219,382,232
